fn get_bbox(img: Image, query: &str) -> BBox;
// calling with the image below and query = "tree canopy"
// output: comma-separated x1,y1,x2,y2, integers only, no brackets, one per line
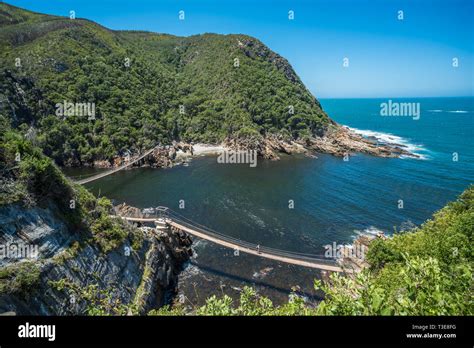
0,3,330,166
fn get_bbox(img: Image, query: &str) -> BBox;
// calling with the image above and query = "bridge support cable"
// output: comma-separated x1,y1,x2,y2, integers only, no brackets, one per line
118,206,345,271
73,146,158,185
164,208,335,262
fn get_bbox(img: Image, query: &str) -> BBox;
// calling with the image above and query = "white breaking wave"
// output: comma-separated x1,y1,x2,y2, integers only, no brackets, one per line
179,264,202,281
346,126,429,160
190,239,210,259
352,226,385,239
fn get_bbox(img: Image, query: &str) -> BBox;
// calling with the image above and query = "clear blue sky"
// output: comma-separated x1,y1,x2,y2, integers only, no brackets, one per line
6,0,474,98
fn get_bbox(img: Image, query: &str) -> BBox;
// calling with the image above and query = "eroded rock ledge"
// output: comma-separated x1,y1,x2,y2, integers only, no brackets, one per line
308,126,418,159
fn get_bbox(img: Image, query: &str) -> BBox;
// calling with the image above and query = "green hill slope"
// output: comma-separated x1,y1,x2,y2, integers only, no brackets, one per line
0,3,330,166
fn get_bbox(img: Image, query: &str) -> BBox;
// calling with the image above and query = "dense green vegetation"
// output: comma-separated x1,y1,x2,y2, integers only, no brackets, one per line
0,261,40,297
0,120,145,296
0,3,330,166
49,278,135,315
0,118,137,254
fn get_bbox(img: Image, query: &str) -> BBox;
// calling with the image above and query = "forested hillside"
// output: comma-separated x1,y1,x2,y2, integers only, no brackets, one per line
0,3,330,166
1,3,472,316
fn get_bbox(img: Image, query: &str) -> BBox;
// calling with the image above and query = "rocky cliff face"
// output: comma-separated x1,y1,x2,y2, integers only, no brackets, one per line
0,204,74,268
0,204,192,315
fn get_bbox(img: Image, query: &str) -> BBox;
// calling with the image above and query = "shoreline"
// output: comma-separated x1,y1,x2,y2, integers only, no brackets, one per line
65,125,420,170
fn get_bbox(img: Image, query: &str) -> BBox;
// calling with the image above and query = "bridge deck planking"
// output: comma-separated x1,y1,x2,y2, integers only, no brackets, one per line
117,216,346,272
169,220,345,272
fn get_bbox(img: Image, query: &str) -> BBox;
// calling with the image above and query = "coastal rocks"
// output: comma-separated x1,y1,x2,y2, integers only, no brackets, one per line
264,135,307,158
221,125,418,161
128,226,192,314
223,134,307,160
91,141,194,170
114,203,143,218
337,232,386,275
113,156,123,167
90,124,418,172
92,159,113,168
160,228,193,264
147,142,193,168
174,141,193,155
168,146,177,160
150,147,174,168
309,126,419,159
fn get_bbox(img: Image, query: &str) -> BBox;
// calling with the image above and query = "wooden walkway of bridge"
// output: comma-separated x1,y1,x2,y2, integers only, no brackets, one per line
118,209,347,273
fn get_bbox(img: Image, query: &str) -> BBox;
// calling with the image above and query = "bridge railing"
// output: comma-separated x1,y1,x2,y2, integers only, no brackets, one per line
155,207,338,265
118,205,341,266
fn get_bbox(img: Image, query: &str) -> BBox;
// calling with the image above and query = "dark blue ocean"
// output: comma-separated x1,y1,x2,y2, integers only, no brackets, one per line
77,97,474,305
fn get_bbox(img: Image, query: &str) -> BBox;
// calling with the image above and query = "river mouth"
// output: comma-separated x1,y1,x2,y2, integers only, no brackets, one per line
63,146,471,306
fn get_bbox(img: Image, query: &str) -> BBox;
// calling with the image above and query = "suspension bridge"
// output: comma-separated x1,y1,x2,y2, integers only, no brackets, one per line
73,147,347,273
116,207,346,273
73,146,158,185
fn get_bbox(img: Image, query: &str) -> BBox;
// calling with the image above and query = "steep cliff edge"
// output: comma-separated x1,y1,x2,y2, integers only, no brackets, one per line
0,128,192,315
0,213,191,315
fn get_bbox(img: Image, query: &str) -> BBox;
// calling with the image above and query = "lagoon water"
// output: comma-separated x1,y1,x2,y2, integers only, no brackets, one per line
69,97,473,306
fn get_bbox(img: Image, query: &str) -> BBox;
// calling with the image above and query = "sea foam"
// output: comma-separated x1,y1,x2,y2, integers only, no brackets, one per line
346,126,429,160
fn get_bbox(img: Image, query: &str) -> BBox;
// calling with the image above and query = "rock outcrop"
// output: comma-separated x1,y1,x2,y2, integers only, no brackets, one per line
0,204,192,315
92,142,194,169
308,126,418,159
91,124,419,171
223,133,307,161
0,204,75,268
337,232,387,276
222,125,418,161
